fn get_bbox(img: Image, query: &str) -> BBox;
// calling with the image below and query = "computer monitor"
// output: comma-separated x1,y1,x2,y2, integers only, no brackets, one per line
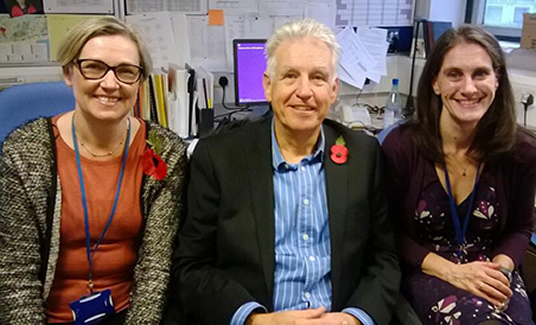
233,39,267,106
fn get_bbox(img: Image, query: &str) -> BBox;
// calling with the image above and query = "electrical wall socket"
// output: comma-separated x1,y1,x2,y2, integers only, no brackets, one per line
213,72,234,105
511,81,536,128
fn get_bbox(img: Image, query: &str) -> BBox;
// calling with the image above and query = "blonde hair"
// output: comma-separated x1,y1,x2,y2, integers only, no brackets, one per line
56,16,152,80
265,18,339,79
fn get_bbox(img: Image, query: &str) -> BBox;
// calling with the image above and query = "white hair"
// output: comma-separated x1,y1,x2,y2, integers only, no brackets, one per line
265,18,339,79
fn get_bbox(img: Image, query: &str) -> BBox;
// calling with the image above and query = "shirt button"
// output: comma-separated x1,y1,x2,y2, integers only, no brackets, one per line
304,292,311,298
303,199,309,206
309,256,316,262
284,164,289,169
302,234,309,241
301,166,306,171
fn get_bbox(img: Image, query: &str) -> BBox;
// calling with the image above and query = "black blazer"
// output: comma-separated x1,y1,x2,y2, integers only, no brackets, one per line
171,117,400,324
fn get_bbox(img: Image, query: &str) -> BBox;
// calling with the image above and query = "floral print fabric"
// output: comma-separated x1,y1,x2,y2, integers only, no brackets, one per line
404,177,533,324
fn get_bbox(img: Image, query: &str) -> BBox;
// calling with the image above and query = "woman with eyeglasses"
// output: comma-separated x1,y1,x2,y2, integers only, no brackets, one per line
0,17,187,324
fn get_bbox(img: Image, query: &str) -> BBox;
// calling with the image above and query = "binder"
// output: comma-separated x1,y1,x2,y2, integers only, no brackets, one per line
152,74,168,127
142,80,151,121
167,63,189,138
186,63,197,138
147,75,158,123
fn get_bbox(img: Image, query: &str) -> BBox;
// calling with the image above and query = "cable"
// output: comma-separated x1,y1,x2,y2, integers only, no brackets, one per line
213,107,251,121
213,76,252,122
218,76,250,111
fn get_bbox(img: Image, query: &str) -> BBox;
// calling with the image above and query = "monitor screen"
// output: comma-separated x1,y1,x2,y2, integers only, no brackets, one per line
233,39,267,105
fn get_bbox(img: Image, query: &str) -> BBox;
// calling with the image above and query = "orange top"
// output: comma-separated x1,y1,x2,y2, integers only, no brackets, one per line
46,116,146,323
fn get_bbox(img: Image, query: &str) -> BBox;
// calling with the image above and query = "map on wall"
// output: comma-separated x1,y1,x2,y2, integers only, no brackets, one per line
335,0,414,27
0,14,49,63
0,14,48,42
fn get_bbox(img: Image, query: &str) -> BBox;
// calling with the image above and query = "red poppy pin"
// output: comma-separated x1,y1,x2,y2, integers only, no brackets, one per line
330,136,348,165
141,130,168,180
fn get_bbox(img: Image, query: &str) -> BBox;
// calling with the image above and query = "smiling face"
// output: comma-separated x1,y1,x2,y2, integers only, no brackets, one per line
434,42,499,129
263,36,339,138
63,34,140,124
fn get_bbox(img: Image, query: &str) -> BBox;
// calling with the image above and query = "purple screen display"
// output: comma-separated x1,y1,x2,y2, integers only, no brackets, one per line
236,42,267,104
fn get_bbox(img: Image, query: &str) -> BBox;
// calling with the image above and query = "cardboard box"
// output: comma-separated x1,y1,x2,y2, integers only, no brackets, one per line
521,13,536,50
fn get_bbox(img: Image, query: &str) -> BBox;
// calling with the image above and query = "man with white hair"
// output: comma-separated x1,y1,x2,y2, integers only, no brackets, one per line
172,18,400,325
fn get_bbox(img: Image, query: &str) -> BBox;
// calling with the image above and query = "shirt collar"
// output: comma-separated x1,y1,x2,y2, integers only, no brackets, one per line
271,118,325,171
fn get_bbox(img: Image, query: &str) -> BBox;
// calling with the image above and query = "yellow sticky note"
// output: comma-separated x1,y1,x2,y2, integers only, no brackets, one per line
208,10,224,26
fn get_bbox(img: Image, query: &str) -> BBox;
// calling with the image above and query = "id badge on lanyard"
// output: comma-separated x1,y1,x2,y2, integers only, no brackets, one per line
70,289,115,325
69,115,131,323
443,162,481,260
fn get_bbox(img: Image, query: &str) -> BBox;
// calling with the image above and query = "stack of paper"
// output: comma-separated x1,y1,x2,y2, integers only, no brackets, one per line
126,12,191,72
336,26,389,89
167,64,189,138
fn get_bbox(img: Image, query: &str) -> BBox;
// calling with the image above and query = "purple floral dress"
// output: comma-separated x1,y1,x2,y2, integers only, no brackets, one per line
403,172,534,325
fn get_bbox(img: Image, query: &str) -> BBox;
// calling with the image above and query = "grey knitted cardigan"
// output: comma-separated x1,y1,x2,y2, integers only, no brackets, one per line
0,118,187,324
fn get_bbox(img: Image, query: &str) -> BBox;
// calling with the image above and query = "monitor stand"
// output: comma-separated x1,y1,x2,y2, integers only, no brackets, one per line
247,103,271,119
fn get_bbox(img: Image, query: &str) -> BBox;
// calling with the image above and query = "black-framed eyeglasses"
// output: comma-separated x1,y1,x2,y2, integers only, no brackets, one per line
74,59,143,84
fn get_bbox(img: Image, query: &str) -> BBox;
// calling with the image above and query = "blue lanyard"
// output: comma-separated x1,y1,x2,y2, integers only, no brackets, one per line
443,162,481,258
71,114,131,293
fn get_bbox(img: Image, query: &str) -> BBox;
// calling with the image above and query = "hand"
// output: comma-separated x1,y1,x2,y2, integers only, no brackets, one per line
247,307,326,325
315,312,361,325
445,261,512,307
492,254,514,272
492,254,515,311
280,312,361,325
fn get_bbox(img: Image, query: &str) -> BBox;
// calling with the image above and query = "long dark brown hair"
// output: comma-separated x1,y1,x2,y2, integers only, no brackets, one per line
408,25,517,163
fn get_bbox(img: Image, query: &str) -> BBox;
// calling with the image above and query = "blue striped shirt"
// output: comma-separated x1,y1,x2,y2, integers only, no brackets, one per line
230,121,374,325
271,125,331,311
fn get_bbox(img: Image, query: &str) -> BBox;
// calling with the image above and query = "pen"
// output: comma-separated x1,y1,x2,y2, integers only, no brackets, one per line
202,78,209,110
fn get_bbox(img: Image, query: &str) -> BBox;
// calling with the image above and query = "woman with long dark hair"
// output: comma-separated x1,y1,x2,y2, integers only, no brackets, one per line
382,25,536,324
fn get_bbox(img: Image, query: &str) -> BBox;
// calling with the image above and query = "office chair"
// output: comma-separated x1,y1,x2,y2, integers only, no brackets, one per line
377,119,406,145
0,82,75,153
376,118,423,325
